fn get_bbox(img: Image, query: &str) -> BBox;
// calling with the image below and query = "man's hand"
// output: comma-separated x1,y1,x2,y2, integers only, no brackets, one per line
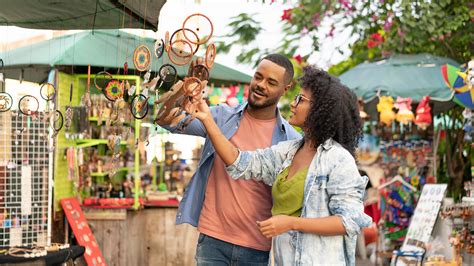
257,215,296,238
183,98,212,122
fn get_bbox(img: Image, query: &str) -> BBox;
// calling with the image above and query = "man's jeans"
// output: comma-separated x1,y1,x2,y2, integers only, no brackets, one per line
195,234,269,266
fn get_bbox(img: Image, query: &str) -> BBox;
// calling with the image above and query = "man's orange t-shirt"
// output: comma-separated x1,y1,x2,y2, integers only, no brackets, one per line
198,111,276,251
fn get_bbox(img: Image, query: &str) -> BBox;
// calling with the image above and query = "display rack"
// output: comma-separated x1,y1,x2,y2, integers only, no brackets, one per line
0,111,52,246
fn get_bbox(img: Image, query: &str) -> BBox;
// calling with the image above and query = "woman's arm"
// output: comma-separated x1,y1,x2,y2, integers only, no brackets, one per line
188,99,292,185
257,215,346,238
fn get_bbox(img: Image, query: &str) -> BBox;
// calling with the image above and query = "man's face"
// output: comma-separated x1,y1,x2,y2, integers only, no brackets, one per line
248,59,289,109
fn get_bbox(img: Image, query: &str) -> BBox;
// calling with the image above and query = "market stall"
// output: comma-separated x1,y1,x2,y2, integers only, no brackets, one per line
0,23,251,263
340,54,473,265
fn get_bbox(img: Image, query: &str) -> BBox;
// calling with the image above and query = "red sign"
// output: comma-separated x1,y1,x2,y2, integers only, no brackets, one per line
61,198,106,266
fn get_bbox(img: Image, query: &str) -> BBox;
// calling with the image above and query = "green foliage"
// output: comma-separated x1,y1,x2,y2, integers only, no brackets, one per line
218,0,472,67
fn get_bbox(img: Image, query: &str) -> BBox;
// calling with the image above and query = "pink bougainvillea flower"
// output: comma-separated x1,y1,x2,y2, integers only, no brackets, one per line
383,20,393,31
312,13,321,27
300,27,309,35
367,32,384,48
293,54,302,64
281,8,293,22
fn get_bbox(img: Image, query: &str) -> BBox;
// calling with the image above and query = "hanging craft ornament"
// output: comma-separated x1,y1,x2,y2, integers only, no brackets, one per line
94,71,113,92
394,96,415,124
414,96,432,130
133,45,151,72
377,96,396,126
50,110,64,135
190,62,210,81
81,65,92,109
164,31,170,52
0,59,13,112
18,95,39,116
205,43,216,69
39,83,56,101
182,13,214,45
130,94,149,120
170,28,200,55
104,80,124,102
64,83,74,130
168,39,194,66
154,38,165,59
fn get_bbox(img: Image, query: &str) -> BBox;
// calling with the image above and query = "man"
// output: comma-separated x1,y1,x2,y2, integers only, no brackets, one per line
157,54,300,265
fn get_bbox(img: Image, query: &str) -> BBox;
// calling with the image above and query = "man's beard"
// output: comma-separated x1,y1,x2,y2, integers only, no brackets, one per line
247,88,279,109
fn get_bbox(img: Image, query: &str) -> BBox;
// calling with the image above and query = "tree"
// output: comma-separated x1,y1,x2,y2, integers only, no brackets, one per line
217,0,473,197
218,0,473,75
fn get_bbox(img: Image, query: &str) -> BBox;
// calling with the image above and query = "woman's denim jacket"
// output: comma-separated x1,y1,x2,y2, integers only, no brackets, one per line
227,138,372,265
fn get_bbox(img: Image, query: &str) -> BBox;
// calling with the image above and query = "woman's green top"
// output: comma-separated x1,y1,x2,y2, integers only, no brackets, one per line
271,166,307,217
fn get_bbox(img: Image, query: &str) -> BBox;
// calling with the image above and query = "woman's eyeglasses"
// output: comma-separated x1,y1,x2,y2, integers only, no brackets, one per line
294,94,311,107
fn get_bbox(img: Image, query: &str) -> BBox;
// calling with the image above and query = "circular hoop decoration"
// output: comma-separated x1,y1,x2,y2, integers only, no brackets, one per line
164,31,170,52
168,40,193,66
158,64,177,83
183,77,203,97
154,39,165,59
104,80,124,102
18,95,39,116
50,110,64,132
130,94,149,120
170,28,200,55
94,71,113,91
205,43,216,69
191,64,210,81
133,45,151,72
0,92,13,112
40,83,56,101
182,13,214,45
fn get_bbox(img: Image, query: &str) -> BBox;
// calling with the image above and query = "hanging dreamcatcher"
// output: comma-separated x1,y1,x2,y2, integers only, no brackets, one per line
0,59,13,112
133,45,151,72
18,95,39,117
168,39,194,66
130,94,148,120
94,71,124,102
182,13,214,45
170,28,200,55
154,38,165,59
205,43,216,70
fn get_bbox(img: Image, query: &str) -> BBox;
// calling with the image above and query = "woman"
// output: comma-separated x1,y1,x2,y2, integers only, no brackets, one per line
187,66,372,265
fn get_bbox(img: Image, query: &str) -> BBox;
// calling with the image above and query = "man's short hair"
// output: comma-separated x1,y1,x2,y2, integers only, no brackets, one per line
261,54,294,85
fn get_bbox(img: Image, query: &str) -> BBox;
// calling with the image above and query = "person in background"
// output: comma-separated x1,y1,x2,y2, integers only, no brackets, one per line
156,54,300,265
187,65,372,265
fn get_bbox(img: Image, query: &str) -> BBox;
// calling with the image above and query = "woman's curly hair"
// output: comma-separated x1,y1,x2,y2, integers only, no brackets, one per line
299,65,363,158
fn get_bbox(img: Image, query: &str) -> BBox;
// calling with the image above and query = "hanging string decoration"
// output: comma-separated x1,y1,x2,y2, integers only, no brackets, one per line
133,45,151,72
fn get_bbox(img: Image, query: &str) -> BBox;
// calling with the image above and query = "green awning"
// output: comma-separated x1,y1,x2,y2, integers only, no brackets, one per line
0,0,166,30
0,30,252,84
339,53,459,102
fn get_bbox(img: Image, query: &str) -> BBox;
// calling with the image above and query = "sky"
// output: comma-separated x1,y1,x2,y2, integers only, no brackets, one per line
0,0,353,76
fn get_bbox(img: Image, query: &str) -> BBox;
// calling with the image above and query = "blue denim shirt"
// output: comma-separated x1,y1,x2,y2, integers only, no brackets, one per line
163,102,301,227
227,138,372,265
